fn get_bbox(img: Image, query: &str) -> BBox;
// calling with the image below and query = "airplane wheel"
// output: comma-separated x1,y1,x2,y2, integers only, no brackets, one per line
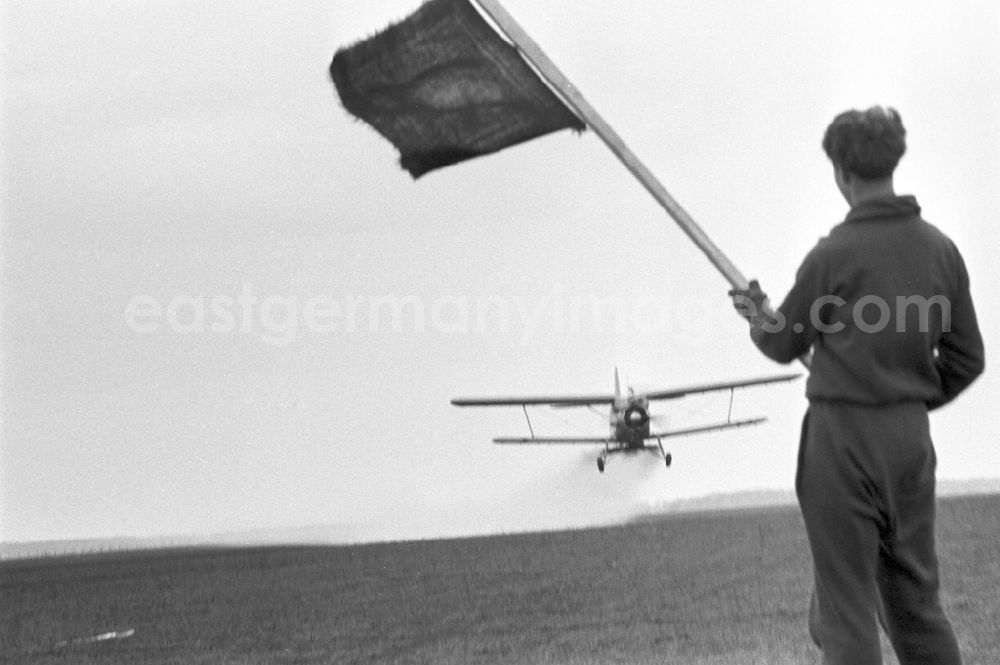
664,453,672,468
597,457,605,473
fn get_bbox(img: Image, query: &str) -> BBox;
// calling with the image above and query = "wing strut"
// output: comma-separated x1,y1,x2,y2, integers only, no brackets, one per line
522,405,535,439
728,388,735,423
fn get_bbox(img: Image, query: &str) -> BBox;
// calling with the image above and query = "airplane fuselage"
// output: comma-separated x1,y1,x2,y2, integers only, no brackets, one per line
611,394,650,448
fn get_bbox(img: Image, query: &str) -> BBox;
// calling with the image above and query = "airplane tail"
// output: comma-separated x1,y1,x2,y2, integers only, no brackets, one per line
611,368,622,434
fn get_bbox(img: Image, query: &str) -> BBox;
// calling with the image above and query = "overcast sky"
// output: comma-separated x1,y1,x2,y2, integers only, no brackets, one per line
2,0,998,544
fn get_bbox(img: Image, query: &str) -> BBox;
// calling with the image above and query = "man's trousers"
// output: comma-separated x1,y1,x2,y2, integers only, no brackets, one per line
796,401,962,665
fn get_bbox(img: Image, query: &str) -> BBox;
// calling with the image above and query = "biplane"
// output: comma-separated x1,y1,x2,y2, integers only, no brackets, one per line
452,370,800,472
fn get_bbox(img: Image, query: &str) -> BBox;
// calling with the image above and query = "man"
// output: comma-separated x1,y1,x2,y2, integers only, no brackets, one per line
730,106,984,664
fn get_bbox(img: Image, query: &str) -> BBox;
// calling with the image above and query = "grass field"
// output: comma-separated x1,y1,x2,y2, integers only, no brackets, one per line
3,494,998,665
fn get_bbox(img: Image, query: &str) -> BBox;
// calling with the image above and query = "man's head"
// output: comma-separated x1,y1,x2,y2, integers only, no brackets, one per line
823,106,906,204
822,106,906,178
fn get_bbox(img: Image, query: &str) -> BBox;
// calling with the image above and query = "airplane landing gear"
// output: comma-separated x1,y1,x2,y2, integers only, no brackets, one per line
656,438,672,468
597,446,609,473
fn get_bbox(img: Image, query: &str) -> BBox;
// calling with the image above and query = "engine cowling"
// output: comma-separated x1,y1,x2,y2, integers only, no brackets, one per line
622,404,649,429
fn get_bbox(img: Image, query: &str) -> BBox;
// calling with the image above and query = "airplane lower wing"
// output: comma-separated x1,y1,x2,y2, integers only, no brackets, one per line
493,436,614,445
493,417,766,445
645,417,766,441
453,396,614,407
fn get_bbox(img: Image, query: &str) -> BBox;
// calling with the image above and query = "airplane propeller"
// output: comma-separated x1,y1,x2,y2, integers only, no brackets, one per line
650,414,671,428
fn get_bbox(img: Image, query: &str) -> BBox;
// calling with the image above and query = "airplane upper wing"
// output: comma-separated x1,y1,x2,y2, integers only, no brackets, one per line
642,373,801,402
452,372,800,407
451,394,615,407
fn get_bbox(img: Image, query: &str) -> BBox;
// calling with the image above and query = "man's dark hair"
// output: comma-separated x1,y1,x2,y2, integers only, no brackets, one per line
822,106,907,179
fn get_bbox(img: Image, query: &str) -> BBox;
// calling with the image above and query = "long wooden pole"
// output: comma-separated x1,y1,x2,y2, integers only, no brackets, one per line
472,0,811,369
471,0,749,291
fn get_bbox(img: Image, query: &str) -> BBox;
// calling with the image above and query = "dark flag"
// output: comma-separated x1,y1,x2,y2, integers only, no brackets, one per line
330,0,585,178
